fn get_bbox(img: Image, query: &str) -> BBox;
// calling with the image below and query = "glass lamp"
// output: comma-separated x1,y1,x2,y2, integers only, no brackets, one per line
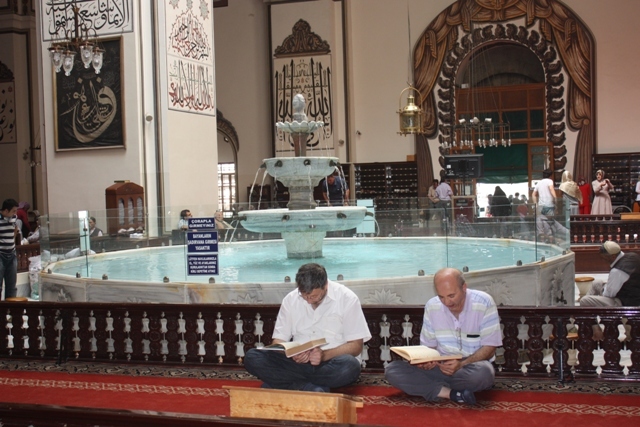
397,86,425,135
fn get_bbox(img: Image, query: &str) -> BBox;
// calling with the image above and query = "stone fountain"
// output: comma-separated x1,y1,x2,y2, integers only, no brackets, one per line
239,94,368,258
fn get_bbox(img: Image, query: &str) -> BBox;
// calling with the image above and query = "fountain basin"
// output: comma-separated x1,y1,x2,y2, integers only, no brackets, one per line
263,157,338,187
40,237,575,306
240,206,368,258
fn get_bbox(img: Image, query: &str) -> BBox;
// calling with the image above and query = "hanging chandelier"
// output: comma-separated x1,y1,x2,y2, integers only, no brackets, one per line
397,86,426,136
443,117,511,149
48,2,105,76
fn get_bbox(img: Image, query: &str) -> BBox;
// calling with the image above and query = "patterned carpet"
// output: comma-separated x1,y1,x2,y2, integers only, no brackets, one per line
1,359,638,397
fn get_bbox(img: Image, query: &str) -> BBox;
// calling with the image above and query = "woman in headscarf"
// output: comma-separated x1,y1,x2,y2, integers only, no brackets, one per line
16,201,31,237
591,170,614,215
490,186,511,217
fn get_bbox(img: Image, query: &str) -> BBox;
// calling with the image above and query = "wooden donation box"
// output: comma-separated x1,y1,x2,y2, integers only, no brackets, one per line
224,386,363,423
105,181,145,236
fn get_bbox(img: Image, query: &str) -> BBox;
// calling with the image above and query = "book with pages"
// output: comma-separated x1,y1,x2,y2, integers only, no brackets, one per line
260,338,328,358
390,345,462,364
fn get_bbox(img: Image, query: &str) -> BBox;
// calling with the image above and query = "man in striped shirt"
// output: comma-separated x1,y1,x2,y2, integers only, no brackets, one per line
385,267,502,405
0,199,19,299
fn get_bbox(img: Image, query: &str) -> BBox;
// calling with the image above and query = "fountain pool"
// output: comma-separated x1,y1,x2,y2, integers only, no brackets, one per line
41,236,575,306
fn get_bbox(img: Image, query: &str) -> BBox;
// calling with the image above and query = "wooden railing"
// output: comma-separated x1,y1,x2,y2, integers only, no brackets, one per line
1,302,638,380
569,214,640,245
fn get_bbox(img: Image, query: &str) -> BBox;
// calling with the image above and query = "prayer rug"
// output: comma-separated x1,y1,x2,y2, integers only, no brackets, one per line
1,361,639,426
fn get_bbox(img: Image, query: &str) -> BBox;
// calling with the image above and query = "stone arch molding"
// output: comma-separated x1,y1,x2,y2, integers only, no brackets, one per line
413,0,595,186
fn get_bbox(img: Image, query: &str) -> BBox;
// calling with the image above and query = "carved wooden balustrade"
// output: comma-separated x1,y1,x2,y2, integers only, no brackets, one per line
0,302,638,379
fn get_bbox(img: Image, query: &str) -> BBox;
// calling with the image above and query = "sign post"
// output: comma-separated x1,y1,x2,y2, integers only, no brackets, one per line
186,217,219,277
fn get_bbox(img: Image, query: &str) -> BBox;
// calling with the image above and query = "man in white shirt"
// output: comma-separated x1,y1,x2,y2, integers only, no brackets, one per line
435,179,454,221
532,170,556,216
243,263,371,392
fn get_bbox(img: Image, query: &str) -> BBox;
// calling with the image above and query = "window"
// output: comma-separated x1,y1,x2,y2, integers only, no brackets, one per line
218,163,236,216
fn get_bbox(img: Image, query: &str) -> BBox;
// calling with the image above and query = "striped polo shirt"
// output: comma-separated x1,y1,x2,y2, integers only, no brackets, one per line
421,289,502,358
0,214,17,253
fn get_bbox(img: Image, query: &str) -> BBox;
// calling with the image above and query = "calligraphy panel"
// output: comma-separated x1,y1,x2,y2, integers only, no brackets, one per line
42,0,134,42
54,37,124,151
273,56,334,156
165,0,216,116
0,81,16,144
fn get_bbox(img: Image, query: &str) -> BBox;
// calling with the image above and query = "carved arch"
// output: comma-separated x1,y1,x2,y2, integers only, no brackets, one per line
413,0,595,196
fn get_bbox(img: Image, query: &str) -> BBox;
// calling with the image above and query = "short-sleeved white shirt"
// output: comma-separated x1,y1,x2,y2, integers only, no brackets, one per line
272,280,372,352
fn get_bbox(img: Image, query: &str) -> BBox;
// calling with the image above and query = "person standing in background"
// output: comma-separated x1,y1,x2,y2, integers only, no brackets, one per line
427,180,440,220
16,202,31,237
435,179,454,221
591,170,614,215
532,169,556,216
0,199,19,300
578,176,592,214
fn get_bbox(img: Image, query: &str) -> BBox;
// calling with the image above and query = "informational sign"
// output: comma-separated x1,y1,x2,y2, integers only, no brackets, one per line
187,217,217,230
187,254,219,275
187,231,218,253
186,217,219,276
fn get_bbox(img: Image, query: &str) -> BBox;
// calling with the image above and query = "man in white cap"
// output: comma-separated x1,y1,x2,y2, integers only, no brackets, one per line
580,241,640,307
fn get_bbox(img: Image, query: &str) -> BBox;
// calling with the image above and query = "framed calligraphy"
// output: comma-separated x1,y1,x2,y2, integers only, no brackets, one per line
54,37,124,151
42,0,134,42
165,0,216,116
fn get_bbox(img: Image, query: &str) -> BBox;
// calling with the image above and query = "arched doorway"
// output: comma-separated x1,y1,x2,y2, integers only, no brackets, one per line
413,0,595,199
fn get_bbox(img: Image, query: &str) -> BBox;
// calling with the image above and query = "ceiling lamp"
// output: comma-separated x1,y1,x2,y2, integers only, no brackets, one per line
48,2,104,76
444,116,511,149
397,86,426,136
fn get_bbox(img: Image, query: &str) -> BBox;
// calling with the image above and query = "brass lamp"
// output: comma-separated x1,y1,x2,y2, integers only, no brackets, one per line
397,86,425,135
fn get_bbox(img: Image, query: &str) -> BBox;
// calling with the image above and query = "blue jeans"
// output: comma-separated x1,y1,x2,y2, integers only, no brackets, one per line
541,205,555,216
385,360,495,401
243,348,362,391
0,250,17,299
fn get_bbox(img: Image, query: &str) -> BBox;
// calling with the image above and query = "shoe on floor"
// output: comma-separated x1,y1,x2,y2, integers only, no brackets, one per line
449,389,476,405
301,383,330,393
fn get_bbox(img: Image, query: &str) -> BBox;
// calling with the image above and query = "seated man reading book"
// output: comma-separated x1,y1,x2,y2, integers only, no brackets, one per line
243,263,371,393
384,268,502,405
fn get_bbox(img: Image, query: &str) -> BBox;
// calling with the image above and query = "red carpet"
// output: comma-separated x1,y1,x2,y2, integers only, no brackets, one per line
1,369,639,426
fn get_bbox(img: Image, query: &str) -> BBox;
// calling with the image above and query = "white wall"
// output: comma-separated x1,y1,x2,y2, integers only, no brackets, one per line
39,2,145,216
213,1,272,204
566,0,640,154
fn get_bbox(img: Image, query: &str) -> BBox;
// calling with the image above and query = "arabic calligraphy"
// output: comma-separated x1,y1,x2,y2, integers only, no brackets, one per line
42,0,133,41
56,38,123,151
69,80,117,143
168,59,215,113
274,57,333,149
168,9,212,61
165,0,215,115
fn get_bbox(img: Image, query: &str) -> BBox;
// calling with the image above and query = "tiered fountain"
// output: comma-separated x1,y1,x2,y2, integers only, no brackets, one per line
238,94,368,258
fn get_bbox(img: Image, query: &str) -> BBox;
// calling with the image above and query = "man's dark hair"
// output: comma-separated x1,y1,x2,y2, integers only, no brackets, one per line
296,263,328,294
180,209,190,219
1,199,18,212
543,169,553,178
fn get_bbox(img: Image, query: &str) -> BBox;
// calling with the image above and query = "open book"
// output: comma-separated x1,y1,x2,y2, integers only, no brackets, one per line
390,345,462,364
261,338,328,358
